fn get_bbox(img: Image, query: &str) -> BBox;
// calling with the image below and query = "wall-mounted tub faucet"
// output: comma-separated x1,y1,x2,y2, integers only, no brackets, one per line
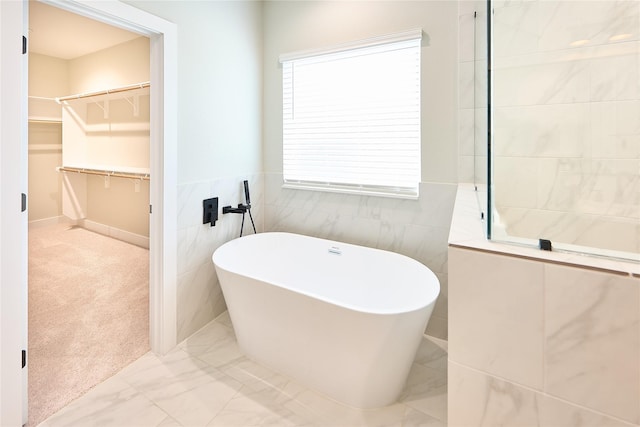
222,180,257,237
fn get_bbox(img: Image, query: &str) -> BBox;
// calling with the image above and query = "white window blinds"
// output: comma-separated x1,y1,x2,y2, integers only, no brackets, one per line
280,30,422,198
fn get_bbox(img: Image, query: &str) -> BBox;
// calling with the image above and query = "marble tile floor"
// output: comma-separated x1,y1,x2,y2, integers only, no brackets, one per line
39,311,448,427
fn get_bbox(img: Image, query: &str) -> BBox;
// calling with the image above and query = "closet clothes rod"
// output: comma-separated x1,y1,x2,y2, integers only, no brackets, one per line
29,95,57,101
56,81,150,103
28,119,62,124
57,166,150,181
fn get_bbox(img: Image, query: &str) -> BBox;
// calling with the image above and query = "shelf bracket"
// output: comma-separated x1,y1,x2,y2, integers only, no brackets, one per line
94,99,110,119
123,94,140,117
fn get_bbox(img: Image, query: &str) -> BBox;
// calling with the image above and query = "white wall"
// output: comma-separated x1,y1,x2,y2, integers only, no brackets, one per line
28,53,68,222
262,0,458,339
29,53,68,97
125,0,264,342
68,36,150,94
126,1,263,182
28,122,63,222
263,1,458,184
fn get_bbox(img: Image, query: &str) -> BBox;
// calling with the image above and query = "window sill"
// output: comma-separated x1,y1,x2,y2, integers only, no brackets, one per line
282,181,419,200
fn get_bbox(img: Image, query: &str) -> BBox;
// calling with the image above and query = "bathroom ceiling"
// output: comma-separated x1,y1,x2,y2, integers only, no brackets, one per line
28,1,141,60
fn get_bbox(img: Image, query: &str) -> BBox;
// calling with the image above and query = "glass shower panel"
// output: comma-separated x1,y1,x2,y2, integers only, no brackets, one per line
475,4,489,219
489,0,640,262
460,1,489,222
474,6,488,191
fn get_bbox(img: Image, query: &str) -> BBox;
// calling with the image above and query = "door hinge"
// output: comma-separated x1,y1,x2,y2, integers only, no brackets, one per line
149,204,152,214
22,36,27,55
22,350,26,369
21,193,26,212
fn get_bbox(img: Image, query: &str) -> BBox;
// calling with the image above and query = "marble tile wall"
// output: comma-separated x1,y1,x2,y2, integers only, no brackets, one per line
448,245,640,426
176,174,264,342
489,0,640,257
263,172,456,340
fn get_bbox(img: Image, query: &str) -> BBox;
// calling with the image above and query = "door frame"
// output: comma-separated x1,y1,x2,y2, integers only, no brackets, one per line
0,1,177,424
40,0,178,355
0,0,29,424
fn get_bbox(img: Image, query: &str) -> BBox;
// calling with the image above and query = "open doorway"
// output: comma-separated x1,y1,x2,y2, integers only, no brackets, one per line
0,1,176,423
27,2,151,424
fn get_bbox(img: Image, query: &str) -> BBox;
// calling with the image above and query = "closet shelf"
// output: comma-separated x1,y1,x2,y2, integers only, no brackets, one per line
56,82,150,103
29,95,62,122
56,166,150,181
29,144,62,152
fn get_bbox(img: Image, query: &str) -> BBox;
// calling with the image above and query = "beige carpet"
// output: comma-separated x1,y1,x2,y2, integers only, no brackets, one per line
28,223,149,426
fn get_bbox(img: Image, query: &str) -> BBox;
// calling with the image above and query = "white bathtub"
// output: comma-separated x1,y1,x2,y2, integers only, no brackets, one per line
212,232,440,408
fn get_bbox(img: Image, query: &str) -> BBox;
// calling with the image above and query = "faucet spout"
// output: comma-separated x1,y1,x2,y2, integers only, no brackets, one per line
222,204,247,214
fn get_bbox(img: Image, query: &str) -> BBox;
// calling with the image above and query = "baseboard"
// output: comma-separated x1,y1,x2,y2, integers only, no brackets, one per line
80,219,149,249
424,333,448,353
29,216,149,249
28,215,75,229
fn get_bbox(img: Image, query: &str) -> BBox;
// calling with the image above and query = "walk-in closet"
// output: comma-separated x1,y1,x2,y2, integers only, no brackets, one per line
27,2,151,425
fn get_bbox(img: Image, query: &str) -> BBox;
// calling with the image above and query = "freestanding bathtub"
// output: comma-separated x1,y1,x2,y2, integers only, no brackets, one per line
212,232,440,408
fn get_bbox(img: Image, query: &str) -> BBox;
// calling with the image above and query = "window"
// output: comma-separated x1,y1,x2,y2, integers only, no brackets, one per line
280,29,422,198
